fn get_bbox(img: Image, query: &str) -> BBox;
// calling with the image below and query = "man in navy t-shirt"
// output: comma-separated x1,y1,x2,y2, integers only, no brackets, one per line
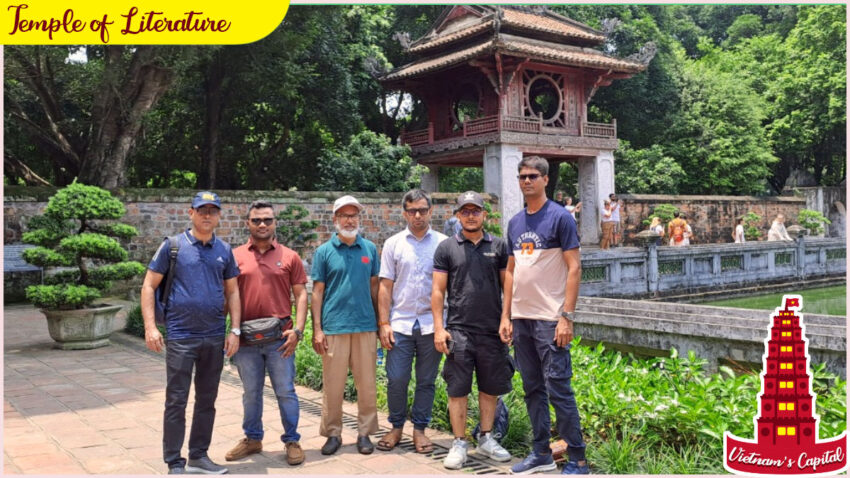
502,156,588,475
141,191,241,475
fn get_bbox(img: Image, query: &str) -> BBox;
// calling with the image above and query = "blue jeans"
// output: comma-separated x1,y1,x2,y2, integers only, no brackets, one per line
232,338,300,443
513,319,586,461
385,322,441,430
163,336,224,468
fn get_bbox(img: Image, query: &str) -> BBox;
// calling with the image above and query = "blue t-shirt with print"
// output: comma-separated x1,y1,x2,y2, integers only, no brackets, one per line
311,234,380,335
148,230,240,340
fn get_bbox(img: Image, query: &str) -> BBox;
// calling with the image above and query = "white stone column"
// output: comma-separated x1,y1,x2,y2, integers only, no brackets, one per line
483,144,523,225
577,150,615,245
420,165,439,192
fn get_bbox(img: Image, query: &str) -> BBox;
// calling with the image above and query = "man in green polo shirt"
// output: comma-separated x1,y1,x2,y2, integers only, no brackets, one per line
311,195,381,456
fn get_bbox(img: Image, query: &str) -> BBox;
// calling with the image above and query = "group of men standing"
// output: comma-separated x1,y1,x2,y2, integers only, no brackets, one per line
140,155,588,475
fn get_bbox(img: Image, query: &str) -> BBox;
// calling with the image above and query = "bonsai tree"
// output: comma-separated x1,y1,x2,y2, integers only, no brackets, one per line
742,211,763,241
276,204,319,258
797,209,832,236
22,181,146,309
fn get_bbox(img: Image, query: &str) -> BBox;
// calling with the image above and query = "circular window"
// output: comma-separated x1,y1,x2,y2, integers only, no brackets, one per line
769,363,775,370
526,75,562,123
764,403,772,411
802,403,809,411
451,84,481,128
761,428,770,436
767,382,774,389
803,428,812,437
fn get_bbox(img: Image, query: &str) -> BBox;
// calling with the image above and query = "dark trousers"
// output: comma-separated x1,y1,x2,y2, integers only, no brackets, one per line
163,336,225,468
512,319,586,461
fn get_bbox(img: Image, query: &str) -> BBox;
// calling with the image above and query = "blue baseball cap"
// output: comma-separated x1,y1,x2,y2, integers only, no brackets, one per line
192,191,221,209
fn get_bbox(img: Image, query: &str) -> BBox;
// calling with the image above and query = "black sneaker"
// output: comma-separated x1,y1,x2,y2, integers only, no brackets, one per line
185,456,228,475
168,466,185,474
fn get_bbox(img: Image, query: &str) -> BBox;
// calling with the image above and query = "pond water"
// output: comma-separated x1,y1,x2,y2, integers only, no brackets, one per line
697,285,846,316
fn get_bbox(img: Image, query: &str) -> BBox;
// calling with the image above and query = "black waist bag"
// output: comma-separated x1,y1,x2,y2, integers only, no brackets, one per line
242,317,284,346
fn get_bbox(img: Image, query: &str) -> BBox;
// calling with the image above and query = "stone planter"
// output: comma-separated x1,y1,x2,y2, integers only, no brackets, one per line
41,304,123,350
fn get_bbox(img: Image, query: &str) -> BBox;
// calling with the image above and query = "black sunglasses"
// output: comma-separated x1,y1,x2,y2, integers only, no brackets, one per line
518,173,542,181
249,218,274,226
404,207,431,216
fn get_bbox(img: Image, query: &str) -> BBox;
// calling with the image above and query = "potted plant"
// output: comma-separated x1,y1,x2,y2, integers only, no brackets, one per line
797,209,832,237
22,181,146,349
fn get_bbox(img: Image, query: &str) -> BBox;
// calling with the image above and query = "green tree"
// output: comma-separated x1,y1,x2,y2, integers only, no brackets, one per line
615,142,685,194
663,56,776,194
318,130,422,192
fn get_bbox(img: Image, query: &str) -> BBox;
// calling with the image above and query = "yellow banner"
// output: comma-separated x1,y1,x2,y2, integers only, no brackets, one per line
2,1,289,44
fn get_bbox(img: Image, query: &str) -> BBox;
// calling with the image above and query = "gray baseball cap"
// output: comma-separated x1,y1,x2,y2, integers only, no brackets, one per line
455,191,484,211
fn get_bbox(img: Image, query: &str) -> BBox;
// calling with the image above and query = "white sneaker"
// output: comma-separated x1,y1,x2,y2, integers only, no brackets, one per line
477,432,511,462
443,439,469,470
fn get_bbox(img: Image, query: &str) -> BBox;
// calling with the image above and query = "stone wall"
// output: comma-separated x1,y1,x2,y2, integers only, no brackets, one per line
617,194,809,246
3,187,498,264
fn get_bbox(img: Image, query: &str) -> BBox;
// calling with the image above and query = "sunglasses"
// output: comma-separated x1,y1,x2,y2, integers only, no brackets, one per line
404,207,430,216
249,218,274,226
518,173,541,182
459,209,483,217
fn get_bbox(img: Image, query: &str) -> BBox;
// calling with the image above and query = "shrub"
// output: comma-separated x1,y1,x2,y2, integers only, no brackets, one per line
22,181,146,309
797,209,832,236
742,211,763,241
642,203,678,226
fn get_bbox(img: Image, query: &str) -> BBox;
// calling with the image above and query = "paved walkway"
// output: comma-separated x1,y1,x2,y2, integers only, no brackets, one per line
3,302,517,474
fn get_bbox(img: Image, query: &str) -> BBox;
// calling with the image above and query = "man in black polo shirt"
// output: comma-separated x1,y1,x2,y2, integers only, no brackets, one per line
431,191,513,470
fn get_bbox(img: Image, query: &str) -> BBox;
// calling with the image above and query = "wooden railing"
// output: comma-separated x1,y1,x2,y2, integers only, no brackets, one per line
400,117,617,146
399,122,433,146
463,115,499,135
582,119,617,139
502,115,542,133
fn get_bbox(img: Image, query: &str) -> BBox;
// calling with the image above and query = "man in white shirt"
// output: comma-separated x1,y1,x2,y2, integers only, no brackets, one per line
377,190,447,454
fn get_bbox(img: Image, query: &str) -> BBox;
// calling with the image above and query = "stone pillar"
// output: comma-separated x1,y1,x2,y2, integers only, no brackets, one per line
420,165,439,193
795,234,807,280
483,144,523,224
576,150,615,245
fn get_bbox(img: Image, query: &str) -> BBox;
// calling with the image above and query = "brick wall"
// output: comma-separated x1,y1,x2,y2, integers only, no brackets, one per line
4,188,497,263
618,194,809,245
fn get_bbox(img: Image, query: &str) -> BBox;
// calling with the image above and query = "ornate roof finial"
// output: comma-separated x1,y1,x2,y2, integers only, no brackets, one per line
626,41,657,66
600,18,622,39
392,31,412,50
363,57,387,79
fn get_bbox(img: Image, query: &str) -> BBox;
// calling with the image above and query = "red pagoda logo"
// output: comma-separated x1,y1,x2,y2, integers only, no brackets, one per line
724,295,847,475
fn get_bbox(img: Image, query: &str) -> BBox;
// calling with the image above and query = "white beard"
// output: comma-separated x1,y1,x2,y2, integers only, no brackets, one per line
335,224,359,239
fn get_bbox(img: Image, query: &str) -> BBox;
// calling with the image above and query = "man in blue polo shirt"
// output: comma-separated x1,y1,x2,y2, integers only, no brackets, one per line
311,195,380,456
141,191,242,475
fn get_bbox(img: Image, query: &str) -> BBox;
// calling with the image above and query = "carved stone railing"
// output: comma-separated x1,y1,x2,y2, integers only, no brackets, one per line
579,237,846,298
582,119,617,139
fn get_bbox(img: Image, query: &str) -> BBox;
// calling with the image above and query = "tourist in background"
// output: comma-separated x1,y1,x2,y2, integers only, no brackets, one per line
681,213,694,245
767,214,793,241
608,193,622,246
649,216,664,246
667,211,688,247
554,191,566,207
733,216,746,243
564,197,582,221
599,200,613,248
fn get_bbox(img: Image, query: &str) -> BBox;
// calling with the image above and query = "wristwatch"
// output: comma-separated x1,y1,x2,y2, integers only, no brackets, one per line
230,327,241,336
560,311,576,322
294,328,304,341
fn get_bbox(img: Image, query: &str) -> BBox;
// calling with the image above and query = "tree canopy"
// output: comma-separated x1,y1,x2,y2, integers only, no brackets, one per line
4,5,845,195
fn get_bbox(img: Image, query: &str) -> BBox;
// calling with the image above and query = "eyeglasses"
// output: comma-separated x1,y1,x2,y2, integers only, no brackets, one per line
404,207,430,216
459,208,483,217
336,213,360,221
249,218,274,226
518,173,541,182
195,207,220,216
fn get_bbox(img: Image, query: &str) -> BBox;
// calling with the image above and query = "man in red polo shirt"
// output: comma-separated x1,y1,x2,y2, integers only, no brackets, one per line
226,200,308,466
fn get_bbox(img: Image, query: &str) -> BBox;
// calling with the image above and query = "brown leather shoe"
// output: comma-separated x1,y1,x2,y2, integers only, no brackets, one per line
285,441,305,465
225,437,262,461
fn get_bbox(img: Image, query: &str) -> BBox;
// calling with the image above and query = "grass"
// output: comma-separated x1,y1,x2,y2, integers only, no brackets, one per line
700,285,846,316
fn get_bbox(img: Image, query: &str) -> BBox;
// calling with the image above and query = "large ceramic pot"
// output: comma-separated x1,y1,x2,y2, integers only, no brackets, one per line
41,304,123,350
